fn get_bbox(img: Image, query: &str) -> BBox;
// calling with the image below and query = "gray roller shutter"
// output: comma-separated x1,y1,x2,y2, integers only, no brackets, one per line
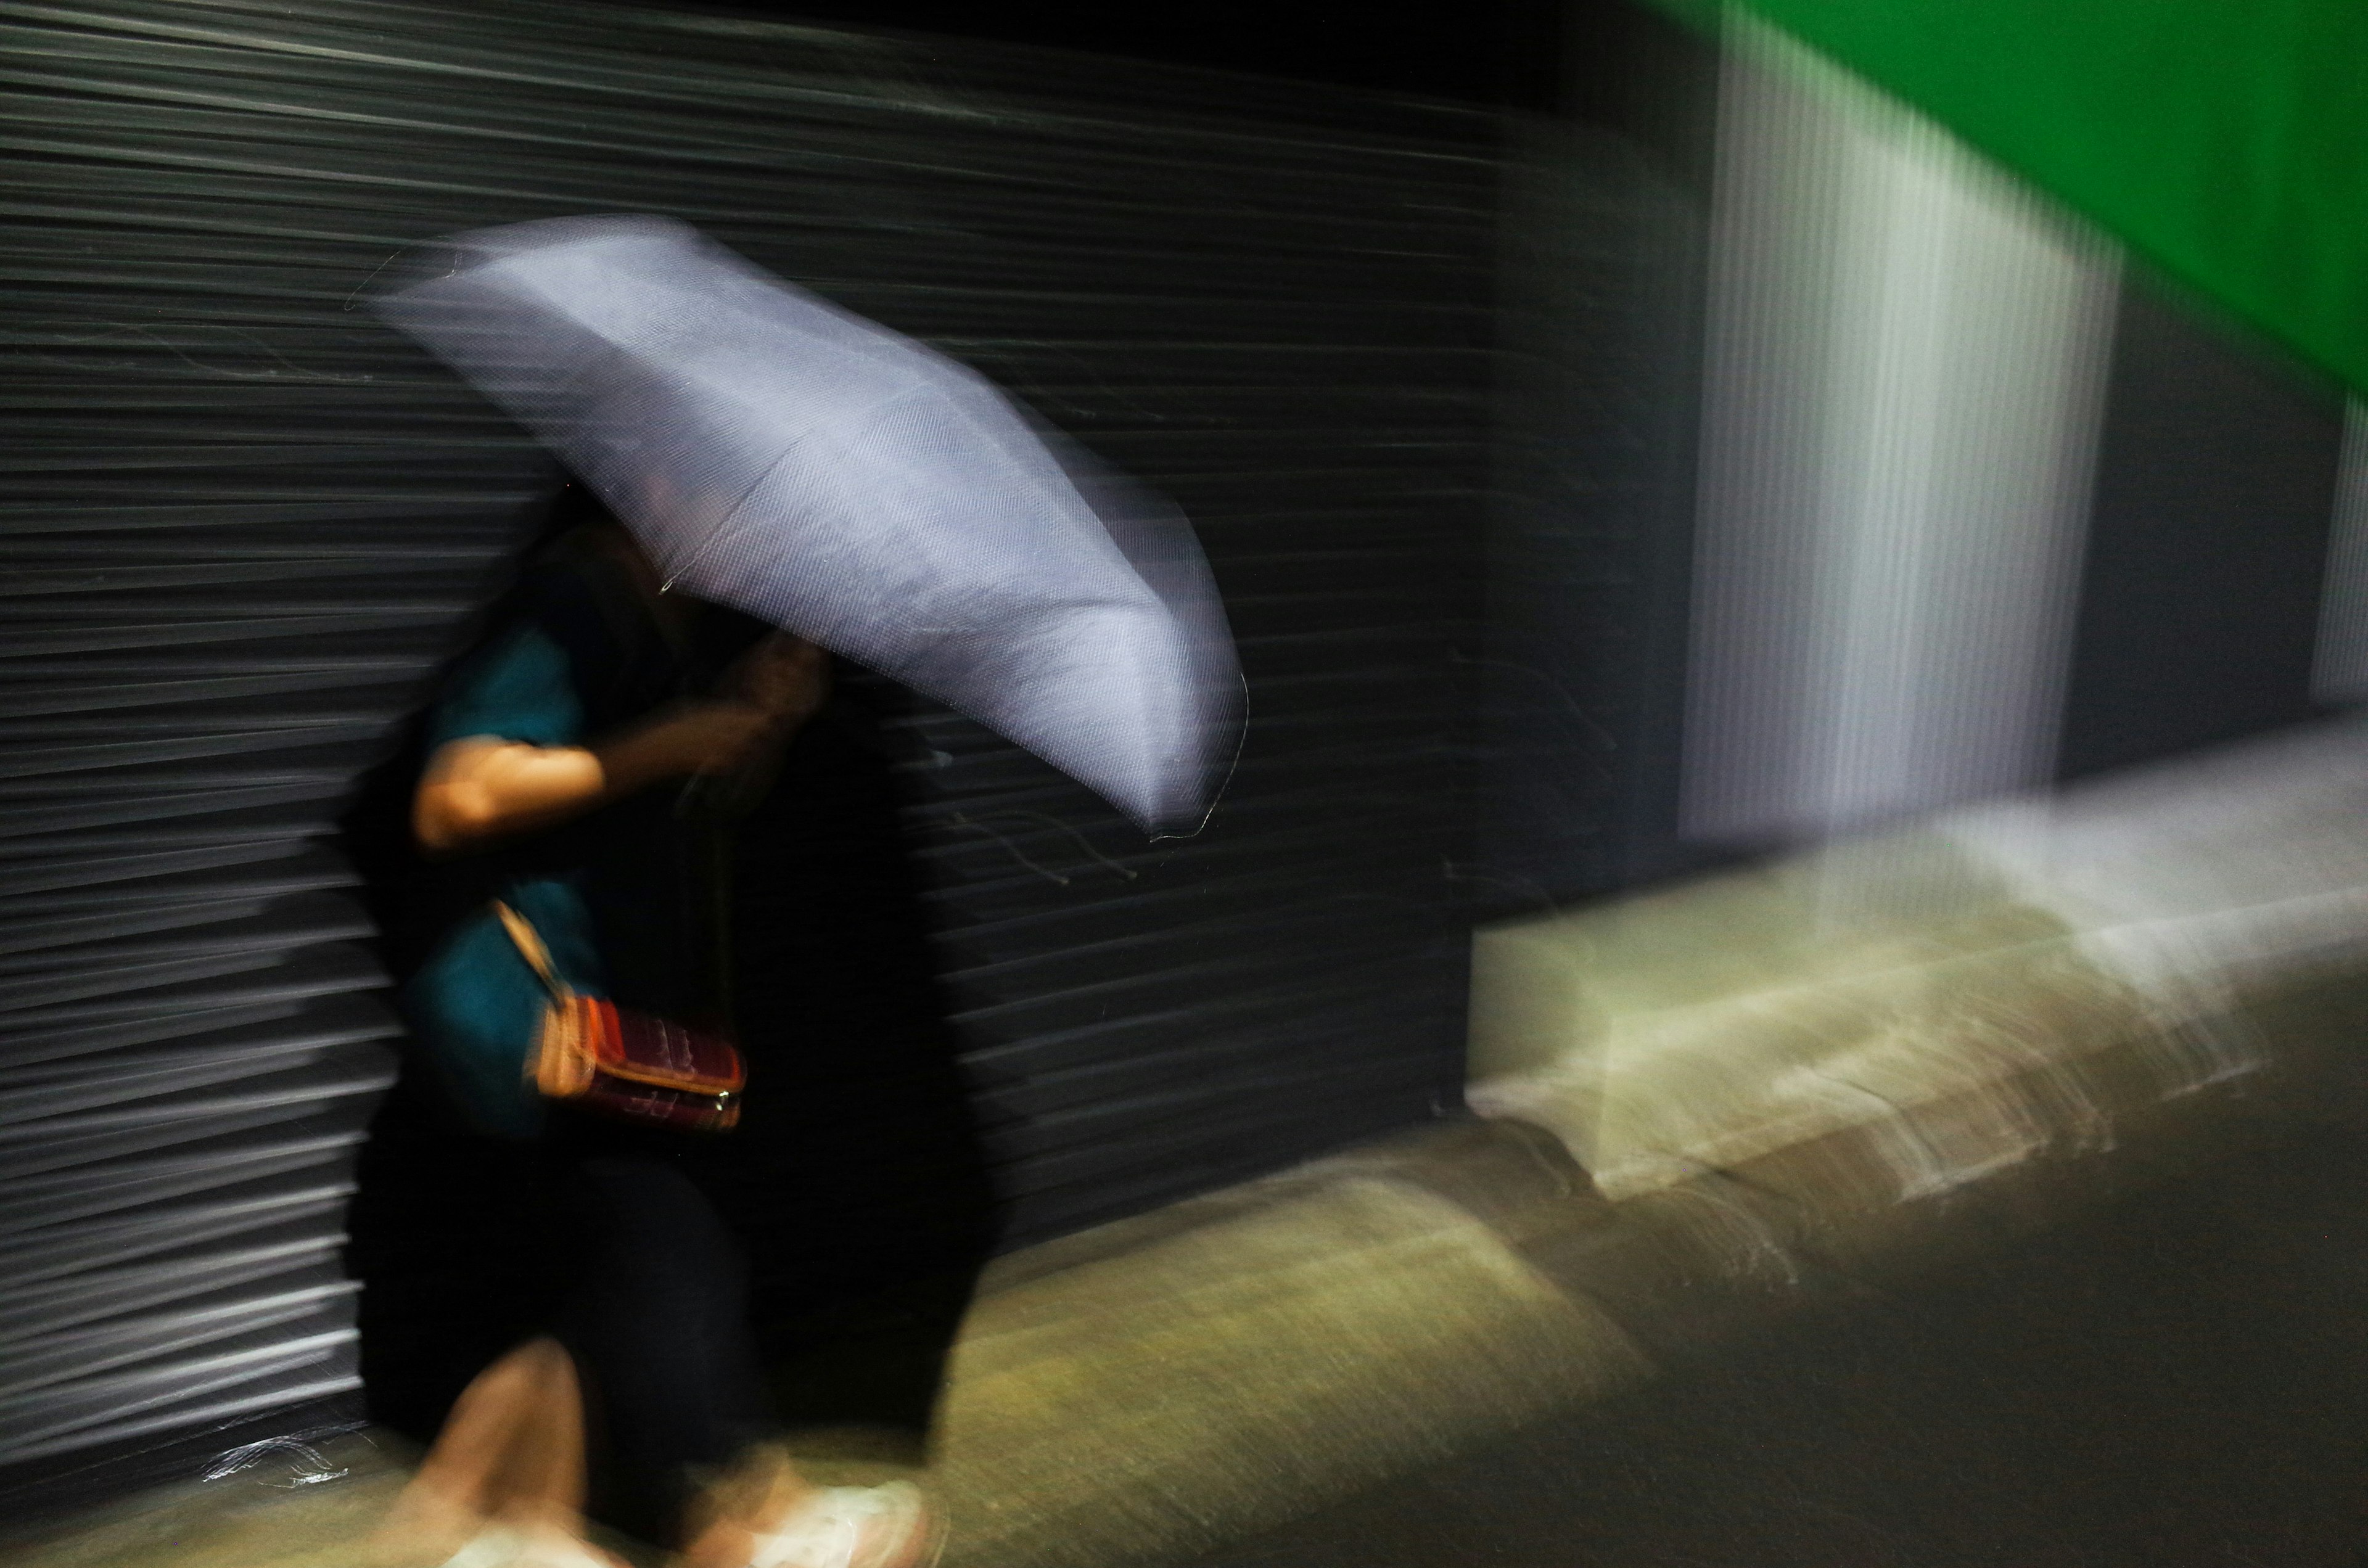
0,0,1496,1500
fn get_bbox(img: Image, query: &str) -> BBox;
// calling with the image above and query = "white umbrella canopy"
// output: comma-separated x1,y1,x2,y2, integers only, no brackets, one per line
372,213,1241,834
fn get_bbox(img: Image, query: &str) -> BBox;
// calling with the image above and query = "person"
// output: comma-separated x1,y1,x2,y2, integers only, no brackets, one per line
347,483,934,1568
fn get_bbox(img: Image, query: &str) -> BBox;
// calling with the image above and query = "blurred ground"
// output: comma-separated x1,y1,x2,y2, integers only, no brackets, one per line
8,1119,2367,1568
1190,1125,2368,1568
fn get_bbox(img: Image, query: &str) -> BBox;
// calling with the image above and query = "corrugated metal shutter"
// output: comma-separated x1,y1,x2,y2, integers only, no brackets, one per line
0,0,1496,1495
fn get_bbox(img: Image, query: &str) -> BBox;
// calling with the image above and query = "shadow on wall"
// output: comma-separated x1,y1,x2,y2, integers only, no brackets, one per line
720,670,1000,1443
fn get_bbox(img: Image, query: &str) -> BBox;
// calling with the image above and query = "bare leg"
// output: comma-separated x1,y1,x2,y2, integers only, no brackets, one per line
477,1338,588,1533
371,1337,617,1566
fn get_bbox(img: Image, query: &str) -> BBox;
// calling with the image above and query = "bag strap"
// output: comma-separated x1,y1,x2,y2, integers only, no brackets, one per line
491,900,570,1000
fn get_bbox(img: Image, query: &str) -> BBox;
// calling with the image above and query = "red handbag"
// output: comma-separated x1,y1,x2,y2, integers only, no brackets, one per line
493,900,745,1133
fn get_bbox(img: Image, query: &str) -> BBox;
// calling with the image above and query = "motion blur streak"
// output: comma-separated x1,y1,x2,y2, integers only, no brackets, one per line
1475,715,2368,1201
2312,403,2368,704
1682,17,2117,845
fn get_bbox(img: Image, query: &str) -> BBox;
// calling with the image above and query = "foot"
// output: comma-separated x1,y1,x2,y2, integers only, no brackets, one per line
439,1521,630,1568
368,1482,488,1568
739,1482,934,1568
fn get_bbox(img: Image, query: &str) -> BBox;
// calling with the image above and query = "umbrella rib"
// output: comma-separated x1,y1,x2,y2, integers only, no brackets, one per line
654,433,805,596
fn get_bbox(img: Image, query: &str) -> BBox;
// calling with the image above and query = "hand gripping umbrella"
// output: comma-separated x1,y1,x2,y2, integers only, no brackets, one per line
372,214,1240,835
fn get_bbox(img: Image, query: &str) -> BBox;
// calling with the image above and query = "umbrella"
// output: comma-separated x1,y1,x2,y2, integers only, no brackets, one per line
371,213,1240,834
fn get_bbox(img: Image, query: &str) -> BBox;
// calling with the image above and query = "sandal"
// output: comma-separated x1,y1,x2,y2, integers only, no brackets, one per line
742,1482,934,1568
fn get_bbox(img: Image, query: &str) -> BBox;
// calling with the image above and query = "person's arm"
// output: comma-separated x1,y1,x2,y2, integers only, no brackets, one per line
696,633,834,816
413,634,832,852
413,700,779,853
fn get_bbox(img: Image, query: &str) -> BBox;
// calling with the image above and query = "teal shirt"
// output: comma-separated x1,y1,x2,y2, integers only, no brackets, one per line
395,534,715,1138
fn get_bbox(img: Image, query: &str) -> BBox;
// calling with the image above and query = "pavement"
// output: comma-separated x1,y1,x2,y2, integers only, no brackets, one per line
1190,1125,2368,1568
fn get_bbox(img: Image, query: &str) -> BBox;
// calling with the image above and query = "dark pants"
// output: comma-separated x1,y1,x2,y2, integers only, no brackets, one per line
555,1154,775,1540
350,1080,777,1546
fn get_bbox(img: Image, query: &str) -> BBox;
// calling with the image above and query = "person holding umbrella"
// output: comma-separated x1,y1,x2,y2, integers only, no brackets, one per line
357,214,1240,1568
354,483,935,1568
